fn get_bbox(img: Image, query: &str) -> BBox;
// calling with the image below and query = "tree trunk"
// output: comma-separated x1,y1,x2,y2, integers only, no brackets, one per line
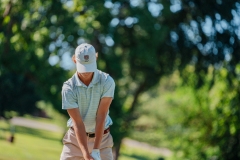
113,139,122,160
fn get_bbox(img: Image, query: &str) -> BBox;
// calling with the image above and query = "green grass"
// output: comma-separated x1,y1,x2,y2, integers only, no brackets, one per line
0,122,63,160
0,119,163,160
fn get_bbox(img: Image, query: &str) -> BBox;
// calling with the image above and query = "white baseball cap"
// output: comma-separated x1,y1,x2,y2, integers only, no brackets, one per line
75,43,97,73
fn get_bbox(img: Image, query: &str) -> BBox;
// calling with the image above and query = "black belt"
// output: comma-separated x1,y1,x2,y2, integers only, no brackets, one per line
70,127,110,138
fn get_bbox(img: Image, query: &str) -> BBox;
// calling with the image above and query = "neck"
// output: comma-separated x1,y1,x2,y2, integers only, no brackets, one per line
77,72,94,86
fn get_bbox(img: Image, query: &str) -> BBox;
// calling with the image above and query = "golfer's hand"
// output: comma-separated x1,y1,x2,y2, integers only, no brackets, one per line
91,149,101,160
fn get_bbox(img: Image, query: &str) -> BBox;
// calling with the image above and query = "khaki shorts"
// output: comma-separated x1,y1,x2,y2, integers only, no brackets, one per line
60,128,114,160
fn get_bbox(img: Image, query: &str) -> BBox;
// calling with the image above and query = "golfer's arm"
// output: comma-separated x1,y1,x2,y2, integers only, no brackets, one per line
67,108,90,158
94,97,113,149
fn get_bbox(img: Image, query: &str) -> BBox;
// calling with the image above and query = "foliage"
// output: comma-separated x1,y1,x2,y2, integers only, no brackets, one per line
70,1,240,156
0,0,78,117
0,72,40,117
133,67,240,160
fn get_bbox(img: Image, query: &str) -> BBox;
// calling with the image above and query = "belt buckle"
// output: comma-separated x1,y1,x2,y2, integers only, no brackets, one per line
86,133,95,138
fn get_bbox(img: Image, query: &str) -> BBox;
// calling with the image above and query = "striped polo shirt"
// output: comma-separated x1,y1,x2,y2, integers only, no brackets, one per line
61,70,115,133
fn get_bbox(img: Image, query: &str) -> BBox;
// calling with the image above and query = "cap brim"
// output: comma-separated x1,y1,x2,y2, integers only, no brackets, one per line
76,62,97,73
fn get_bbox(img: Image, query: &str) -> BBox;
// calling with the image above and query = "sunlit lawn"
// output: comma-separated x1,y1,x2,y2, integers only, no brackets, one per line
0,119,163,160
0,123,63,160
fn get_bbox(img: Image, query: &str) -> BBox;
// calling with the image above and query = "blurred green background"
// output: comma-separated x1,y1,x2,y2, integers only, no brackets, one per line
1,0,240,159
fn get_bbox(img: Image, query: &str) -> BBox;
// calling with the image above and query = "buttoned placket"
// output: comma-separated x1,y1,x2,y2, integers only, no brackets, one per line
86,86,89,103
76,74,96,107
86,83,94,106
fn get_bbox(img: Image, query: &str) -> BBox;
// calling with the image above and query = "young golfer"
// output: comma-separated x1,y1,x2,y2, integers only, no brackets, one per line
60,43,115,160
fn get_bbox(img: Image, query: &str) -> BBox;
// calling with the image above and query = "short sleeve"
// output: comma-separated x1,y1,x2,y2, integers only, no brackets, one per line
62,83,78,109
101,76,115,98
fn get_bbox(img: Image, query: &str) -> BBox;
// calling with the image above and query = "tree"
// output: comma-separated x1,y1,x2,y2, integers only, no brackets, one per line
1,0,240,159
0,0,79,117
170,1,240,159
122,0,240,159
76,0,240,159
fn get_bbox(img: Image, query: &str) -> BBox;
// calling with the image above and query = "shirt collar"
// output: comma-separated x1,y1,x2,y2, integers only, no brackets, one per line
74,70,100,87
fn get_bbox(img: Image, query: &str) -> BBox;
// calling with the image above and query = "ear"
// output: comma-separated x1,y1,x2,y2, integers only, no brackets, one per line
72,55,76,63
96,52,98,60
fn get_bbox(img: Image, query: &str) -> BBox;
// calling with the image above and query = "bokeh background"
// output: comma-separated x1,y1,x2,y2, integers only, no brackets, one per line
1,0,240,159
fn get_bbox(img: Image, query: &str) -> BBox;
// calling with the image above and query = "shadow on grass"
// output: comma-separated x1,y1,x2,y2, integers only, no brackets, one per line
121,153,165,160
0,128,9,140
11,126,64,142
